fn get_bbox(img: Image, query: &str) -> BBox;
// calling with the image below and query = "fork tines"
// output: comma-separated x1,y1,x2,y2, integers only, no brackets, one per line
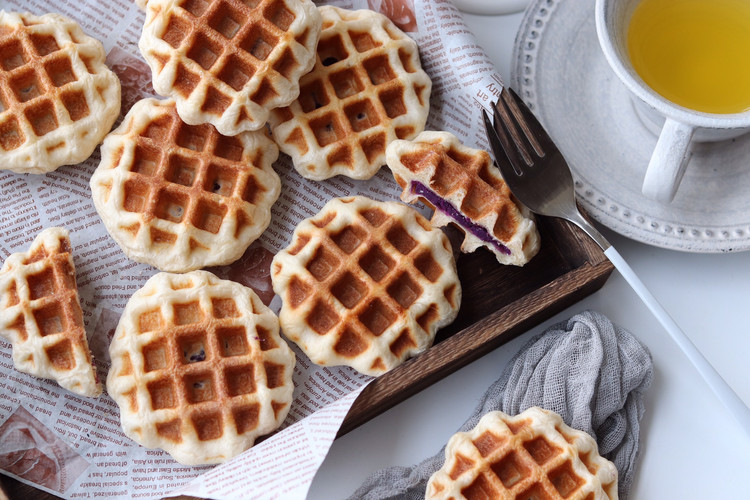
489,87,562,178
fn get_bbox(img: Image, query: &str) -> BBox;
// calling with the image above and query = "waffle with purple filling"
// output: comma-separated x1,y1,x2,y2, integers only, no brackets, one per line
386,131,540,266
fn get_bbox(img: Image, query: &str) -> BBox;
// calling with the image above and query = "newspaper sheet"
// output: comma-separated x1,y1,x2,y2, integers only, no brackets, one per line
0,0,505,497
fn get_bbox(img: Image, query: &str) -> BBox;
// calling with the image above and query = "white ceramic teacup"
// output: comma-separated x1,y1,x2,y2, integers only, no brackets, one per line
595,0,750,203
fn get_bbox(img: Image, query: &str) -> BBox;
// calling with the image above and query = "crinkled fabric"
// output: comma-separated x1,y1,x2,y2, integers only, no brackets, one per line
348,310,653,500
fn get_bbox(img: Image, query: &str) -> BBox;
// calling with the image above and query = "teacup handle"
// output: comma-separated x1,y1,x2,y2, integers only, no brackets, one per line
642,118,695,203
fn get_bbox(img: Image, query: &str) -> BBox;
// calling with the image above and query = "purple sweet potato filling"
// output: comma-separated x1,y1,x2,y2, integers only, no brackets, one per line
410,181,511,255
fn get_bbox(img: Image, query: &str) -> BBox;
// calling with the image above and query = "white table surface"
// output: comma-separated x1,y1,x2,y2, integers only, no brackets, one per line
308,9,750,499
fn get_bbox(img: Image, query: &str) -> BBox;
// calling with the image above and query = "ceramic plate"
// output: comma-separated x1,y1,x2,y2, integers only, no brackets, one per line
453,0,529,15
511,0,750,253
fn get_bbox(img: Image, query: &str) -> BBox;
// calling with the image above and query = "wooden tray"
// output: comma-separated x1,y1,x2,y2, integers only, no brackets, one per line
0,215,614,498
340,214,614,435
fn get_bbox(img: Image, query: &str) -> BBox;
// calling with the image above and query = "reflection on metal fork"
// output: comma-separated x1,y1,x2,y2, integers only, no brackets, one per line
481,88,609,250
491,88,539,172
482,86,750,437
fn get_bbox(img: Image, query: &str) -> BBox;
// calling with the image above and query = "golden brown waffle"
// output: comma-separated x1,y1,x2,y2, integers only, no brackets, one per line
426,407,619,500
0,227,101,397
386,131,540,266
0,11,121,174
138,0,322,136
268,5,432,181
271,196,460,376
107,270,295,465
90,97,281,272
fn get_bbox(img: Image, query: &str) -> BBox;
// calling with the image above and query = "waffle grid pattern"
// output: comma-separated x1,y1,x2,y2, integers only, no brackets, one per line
269,5,432,181
90,98,280,272
272,196,460,376
107,270,295,465
0,11,120,173
386,131,540,266
0,227,101,397
426,408,619,500
139,0,322,135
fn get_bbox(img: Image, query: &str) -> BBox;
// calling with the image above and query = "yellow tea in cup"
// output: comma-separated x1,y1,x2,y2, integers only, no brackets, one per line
627,0,750,114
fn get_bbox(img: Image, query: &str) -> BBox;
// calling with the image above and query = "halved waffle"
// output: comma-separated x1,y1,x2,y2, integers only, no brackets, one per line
138,0,322,135
90,97,281,273
0,227,101,397
107,270,295,465
386,131,540,266
426,407,619,500
0,11,121,174
268,5,432,181
271,196,460,376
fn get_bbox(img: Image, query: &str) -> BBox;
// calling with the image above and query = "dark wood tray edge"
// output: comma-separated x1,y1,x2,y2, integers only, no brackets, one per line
339,225,614,436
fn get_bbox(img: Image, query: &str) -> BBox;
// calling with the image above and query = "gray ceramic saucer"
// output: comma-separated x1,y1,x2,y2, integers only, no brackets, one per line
511,0,750,253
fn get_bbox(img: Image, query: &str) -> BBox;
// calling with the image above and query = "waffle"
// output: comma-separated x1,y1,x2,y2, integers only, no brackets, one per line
0,11,121,174
386,131,540,266
0,227,101,397
268,5,432,181
426,407,619,500
271,196,460,376
138,0,322,136
90,97,281,273
107,270,295,465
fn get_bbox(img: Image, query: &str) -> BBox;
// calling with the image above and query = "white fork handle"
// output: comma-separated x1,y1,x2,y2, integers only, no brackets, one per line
605,246,750,436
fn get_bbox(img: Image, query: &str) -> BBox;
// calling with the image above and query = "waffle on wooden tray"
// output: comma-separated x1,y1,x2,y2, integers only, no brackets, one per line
271,196,461,376
138,0,322,135
90,97,281,272
0,227,101,397
426,407,619,500
107,270,295,465
268,5,432,181
0,11,121,173
386,130,540,266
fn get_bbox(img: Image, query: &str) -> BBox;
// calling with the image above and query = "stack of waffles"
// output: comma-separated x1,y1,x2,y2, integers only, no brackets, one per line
0,0,556,467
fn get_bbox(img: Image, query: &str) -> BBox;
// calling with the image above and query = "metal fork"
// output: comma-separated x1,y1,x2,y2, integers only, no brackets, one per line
483,87,750,436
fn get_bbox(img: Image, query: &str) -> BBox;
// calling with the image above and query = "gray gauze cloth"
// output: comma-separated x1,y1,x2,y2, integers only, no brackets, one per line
348,310,653,500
